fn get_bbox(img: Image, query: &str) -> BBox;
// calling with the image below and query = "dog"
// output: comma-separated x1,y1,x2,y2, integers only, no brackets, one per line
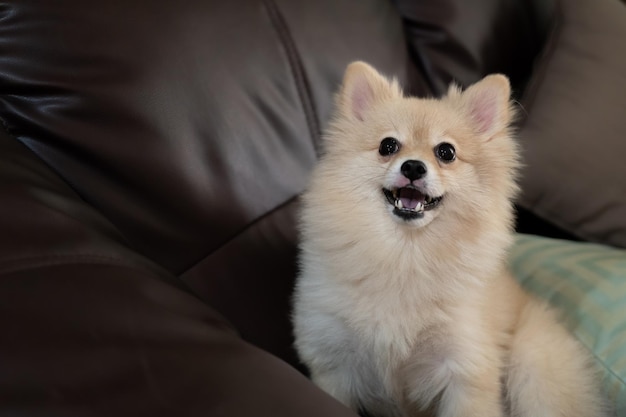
292,61,608,417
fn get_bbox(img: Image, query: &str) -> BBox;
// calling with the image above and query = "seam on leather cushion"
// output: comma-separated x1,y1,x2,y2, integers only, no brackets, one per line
263,0,321,155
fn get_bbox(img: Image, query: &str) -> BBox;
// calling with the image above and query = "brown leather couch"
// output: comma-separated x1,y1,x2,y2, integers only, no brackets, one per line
1,0,625,416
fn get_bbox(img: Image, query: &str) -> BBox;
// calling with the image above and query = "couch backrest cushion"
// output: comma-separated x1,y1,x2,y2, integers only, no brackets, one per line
0,0,416,274
516,0,626,248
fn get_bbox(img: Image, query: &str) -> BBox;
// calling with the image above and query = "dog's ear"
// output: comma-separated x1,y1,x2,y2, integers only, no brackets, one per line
456,74,512,138
338,61,402,121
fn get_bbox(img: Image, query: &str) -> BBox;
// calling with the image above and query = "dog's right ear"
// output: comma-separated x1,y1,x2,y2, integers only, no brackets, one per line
338,61,401,121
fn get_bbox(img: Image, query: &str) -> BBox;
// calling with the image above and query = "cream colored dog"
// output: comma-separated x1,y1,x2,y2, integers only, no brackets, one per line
292,62,607,417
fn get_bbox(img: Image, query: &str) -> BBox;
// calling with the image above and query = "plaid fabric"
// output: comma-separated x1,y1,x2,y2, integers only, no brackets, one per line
510,234,626,413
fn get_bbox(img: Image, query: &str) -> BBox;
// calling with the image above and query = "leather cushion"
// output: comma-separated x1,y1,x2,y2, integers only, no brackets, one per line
516,0,626,248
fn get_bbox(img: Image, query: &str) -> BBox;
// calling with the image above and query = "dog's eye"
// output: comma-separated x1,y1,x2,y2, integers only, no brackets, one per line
435,142,456,163
379,137,400,156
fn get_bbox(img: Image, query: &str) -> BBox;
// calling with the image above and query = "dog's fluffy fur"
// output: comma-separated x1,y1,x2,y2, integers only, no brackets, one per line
292,62,608,417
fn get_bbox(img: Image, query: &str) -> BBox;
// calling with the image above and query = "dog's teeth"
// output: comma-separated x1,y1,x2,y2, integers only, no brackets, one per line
416,201,424,212
395,199,403,209
425,195,432,204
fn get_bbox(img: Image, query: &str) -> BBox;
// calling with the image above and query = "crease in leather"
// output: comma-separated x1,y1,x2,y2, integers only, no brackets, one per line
263,0,321,155
516,0,563,126
400,21,444,95
0,121,147,259
179,194,299,277
0,253,165,277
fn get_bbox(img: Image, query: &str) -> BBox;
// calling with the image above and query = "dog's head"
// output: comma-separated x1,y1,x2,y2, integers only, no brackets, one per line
318,62,519,231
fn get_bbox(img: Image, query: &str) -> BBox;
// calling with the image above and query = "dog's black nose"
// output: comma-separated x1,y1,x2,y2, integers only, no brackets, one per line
400,160,427,181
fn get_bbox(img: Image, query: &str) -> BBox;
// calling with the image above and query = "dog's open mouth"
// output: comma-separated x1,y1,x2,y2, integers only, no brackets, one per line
383,187,443,220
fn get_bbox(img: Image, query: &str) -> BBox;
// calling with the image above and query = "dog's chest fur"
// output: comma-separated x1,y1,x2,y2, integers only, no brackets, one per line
302,240,489,409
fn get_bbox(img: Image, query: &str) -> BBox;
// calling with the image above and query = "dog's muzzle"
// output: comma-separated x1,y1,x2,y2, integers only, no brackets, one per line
383,186,443,220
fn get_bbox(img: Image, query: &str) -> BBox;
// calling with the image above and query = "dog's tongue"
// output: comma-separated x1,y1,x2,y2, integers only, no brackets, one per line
398,187,425,209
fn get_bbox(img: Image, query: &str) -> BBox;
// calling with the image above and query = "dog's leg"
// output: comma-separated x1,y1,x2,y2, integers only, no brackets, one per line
402,341,505,417
436,373,503,417
310,368,358,411
403,361,504,417
506,300,609,417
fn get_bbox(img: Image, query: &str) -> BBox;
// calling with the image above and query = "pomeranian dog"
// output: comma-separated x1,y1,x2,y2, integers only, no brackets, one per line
292,62,608,417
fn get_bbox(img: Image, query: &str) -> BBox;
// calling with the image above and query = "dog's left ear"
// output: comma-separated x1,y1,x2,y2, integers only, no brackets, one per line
454,74,512,139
